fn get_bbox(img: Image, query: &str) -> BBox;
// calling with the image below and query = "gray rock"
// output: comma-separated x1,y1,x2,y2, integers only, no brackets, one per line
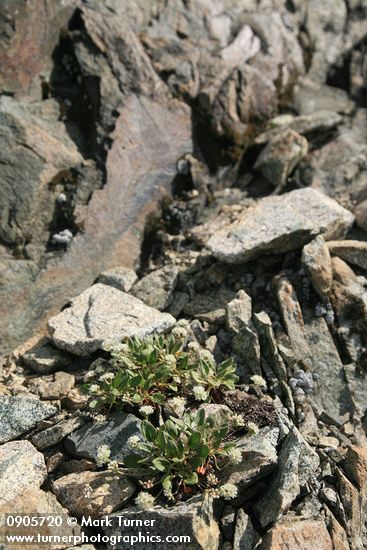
184,287,236,324
52,471,136,519
104,496,220,550
65,412,141,463
0,440,47,507
254,129,308,190
32,416,86,451
221,427,280,499
327,240,367,272
305,317,354,423
221,506,236,541
98,266,138,292
275,277,313,370
132,265,179,310
283,188,355,240
22,343,73,374
233,509,258,550
355,199,367,231
302,235,333,300
293,79,355,115
208,197,316,264
27,371,75,400
0,396,57,444
48,283,176,356
226,290,261,375
254,427,319,528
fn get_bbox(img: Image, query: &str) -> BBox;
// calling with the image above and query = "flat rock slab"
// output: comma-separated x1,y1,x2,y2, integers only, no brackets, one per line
0,440,47,507
48,283,176,356
327,240,367,272
64,412,141,463
0,396,57,444
208,188,354,264
52,471,136,518
22,343,73,374
104,496,220,550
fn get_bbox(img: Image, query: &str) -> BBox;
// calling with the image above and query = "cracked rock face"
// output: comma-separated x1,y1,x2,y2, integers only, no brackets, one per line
48,283,176,356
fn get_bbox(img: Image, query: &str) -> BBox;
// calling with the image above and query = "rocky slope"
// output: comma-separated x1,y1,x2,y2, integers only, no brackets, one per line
1,1,367,549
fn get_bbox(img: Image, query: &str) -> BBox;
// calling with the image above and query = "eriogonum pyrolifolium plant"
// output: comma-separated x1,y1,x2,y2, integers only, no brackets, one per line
82,333,239,411
98,409,248,506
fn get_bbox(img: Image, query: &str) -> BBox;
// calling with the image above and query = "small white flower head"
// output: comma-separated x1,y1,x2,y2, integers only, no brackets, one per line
188,341,201,353
84,370,96,382
121,393,131,403
227,447,243,465
96,444,111,466
139,405,154,416
230,413,245,427
88,399,98,409
107,460,120,474
219,483,238,500
94,414,107,423
207,488,220,499
165,354,177,368
206,473,219,486
170,396,186,416
193,385,208,402
163,488,174,500
250,375,267,388
247,421,259,435
99,372,114,382
135,492,155,510
88,384,100,394
128,435,141,449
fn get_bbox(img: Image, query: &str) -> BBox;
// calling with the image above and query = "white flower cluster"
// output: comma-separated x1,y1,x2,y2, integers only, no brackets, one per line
135,492,155,510
230,413,245,427
139,405,154,416
170,396,186,416
165,354,177,368
247,421,259,435
192,385,208,401
206,473,219,486
107,460,120,474
96,444,111,467
88,384,100,394
127,435,141,449
219,483,238,500
99,372,114,382
227,447,243,465
250,375,266,388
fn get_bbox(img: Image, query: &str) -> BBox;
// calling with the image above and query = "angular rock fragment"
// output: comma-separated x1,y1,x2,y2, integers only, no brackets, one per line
208,198,316,264
52,471,136,518
255,427,319,528
302,235,333,300
233,509,258,550
98,266,138,292
28,371,75,400
32,416,86,451
354,199,367,231
226,290,261,374
283,188,355,240
184,287,236,324
327,240,367,272
65,412,141,463
0,441,47,506
275,277,313,370
104,496,220,550
221,427,279,500
48,284,176,356
208,188,354,264
0,396,57,444
254,129,308,189
22,343,73,375
305,317,353,423
259,518,333,549
132,265,179,310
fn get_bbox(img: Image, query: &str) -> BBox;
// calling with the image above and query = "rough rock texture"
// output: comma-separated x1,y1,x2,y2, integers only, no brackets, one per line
1,95,191,355
259,518,333,550
65,412,141,463
98,267,138,293
22,342,73,374
254,129,308,190
0,396,57,444
132,265,179,310
31,416,86,451
48,284,176,355
104,496,220,550
302,236,333,300
327,240,367,272
255,427,319,528
52,471,136,518
0,440,47,507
